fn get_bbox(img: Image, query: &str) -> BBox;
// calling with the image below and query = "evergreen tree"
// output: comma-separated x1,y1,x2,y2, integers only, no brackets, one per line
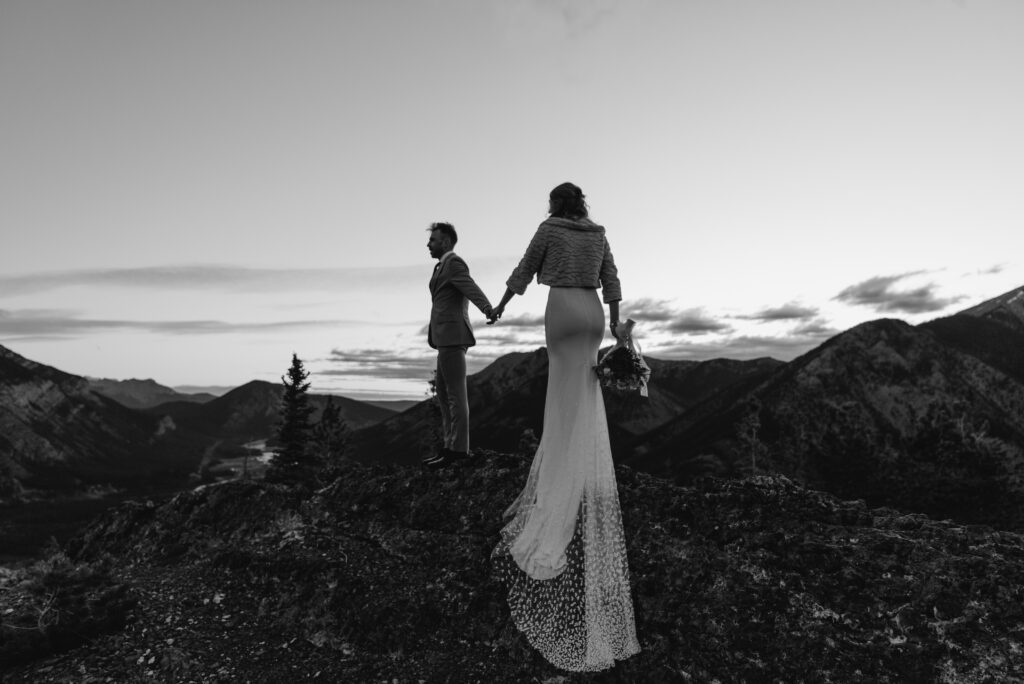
267,353,316,485
313,396,350,463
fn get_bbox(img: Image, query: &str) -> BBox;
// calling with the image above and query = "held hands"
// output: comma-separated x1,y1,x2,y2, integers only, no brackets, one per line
487,303,505,325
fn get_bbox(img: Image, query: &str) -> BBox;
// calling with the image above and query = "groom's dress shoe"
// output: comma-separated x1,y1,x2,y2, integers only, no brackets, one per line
423,448,451,468
421,450,443,467
424,448,477,469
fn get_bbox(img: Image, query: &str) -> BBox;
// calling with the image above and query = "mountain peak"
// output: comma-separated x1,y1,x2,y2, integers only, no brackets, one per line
958,285,1024,333
0,343,83,387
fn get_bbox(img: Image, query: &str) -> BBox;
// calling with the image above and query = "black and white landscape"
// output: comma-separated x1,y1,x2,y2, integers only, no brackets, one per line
3,287,1024,680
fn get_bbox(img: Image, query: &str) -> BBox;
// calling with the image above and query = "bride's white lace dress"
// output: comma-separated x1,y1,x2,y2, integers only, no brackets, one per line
492,286,640,671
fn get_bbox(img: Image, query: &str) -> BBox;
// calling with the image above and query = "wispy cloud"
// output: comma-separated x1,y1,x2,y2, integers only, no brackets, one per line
324,348,437,380
627,298,680,323
476,329,546,347
665,309,733,335
0,308,354,338
621,299,732,336
738,303,819,322
323,341,539,385
649,332,825,362
791,319,840,337
415,314,546,346
835,273,966,314
0,264,429,297
971,263,1007,276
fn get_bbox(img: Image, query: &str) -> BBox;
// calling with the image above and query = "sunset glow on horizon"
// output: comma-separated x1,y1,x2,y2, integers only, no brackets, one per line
2,0,1021,400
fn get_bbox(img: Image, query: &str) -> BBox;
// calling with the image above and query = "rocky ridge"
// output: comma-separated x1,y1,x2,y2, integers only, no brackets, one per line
3,453,1023,682
87,378,217,410
628,317,1024,530
0,345,206,502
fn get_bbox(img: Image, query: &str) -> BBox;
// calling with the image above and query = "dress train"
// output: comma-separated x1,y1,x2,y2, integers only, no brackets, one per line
492,287,640,672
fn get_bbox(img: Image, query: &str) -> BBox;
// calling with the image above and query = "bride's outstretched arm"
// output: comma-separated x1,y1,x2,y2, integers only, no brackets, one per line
488,287,516,324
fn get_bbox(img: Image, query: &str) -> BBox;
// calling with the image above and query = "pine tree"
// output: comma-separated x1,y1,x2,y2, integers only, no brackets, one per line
313,396,350,464
267,353,316,486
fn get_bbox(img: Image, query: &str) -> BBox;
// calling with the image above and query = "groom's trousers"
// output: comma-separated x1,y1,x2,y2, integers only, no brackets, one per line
435,345,470,453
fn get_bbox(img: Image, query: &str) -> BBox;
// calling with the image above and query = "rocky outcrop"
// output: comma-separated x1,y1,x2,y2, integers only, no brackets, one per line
0,345,208,502
4,454,1023,681
632,318,1024,530
959,285,1024,334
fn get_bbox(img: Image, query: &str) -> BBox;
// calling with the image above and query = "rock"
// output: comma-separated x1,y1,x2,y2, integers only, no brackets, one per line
5,452,1023,682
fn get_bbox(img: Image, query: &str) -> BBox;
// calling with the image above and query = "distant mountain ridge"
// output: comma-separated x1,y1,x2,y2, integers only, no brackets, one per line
349,347,783,465
148,380,397,442
88,377,216,409
5,285,1024,535
0,345,209,503
0,349,397,505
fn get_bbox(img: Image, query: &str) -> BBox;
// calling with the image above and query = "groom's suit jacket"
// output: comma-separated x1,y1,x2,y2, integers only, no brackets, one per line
428,253,492,349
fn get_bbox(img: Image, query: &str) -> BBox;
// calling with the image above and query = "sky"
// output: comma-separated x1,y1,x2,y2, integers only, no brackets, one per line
1,0,1022,401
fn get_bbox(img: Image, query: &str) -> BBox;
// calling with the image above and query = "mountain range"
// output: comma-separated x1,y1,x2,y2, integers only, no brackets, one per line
0,347,207,501
0,355,397,505
350,285,1024,531
86,378,217,409
145,380,395,442
3,285,1024,532
6,287,1024,680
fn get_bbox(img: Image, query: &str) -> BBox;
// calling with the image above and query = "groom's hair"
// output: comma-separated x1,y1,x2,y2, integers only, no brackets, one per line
428,222,458,246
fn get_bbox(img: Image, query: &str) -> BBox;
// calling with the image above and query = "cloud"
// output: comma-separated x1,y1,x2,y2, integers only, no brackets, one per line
626,298,680,323
649,332,826,363
0,308,354,338
415,315,546,346
738,303,819,322
664,308,733,335
0,264,430,297
619,299,732,336
835,273,966,314
322,344,518,384
324,348,437,380
791,319,840,337
475,329,546,347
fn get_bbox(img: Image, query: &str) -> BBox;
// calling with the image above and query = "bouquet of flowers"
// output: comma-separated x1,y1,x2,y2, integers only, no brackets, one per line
595,319,651,397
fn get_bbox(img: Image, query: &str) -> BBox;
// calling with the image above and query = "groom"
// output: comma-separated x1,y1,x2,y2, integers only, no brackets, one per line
424,222,494,468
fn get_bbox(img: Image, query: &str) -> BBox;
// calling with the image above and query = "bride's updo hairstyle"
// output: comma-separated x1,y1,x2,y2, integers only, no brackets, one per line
548,182,589,219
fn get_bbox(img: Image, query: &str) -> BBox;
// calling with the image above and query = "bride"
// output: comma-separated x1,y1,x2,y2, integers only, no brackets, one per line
488,182,640,671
